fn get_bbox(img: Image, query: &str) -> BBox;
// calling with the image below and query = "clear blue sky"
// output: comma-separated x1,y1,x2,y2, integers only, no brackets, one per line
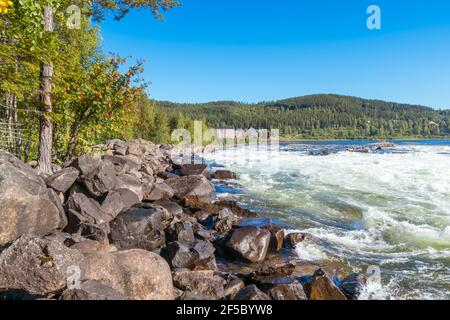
100,0,450,108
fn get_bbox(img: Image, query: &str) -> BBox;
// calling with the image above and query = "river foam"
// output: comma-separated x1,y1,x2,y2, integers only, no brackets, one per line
203,142,450,300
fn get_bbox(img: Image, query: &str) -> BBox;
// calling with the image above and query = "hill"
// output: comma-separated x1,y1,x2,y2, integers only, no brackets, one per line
158,94,450,140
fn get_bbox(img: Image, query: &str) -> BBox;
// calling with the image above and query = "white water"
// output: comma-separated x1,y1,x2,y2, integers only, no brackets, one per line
203,143,450,300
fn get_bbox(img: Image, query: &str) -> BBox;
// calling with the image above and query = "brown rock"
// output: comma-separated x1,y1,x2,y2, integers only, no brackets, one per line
214,170,237,180
172,270,225,299
81,249,174,300
45,167,79,193
60,280,127,300
268,282,308,300
166,175,215,203
110,203,170,251
309,269,347,300
234,285,270,300
0,235,84,296
224,279,245,299
226,227,271,263
180,164,210,178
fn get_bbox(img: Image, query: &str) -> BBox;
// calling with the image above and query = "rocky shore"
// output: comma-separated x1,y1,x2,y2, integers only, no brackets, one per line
0,139,365,300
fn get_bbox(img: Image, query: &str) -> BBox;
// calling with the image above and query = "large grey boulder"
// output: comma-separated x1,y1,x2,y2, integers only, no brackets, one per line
45,167,79,193
109,203,171,251
81,249,174,300
0,235,84,296
172,270,225,300
165,175,215,202
226,227,271,263
60,280,127,300
0,151,61,246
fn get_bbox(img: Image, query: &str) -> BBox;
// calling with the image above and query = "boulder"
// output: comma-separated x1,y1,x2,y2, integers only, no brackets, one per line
309,269,347,300
214,170,237,180
81,249,174,300
166,221,196,244
47,188,68,230
66,193,110,232
0,235,84,296
114,173,145,201
268,282,308,300
180,164,210,179
226,227,271,263
100,191,125,221
144,182,174,201
0,152,61,246
224,279,245,299
45,167,79,193
234,285,270,300
102,154,141,173
165,175,215,203
269,226,285,252
165,240,216,270
79,160,118,198
71,152,102,176
154,199,184,217
60,280,127,300
172,270,225,300
110,203,170,251
339,273,366,300
284,232,318,249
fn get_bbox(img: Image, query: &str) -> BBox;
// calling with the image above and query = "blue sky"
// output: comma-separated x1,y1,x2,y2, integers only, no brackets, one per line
100,0,450,108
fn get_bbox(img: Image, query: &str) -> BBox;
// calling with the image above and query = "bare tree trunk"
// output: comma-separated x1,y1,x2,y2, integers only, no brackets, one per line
38,5,54,174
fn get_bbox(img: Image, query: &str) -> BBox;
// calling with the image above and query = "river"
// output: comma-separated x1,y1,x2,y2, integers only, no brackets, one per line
202,140,450,300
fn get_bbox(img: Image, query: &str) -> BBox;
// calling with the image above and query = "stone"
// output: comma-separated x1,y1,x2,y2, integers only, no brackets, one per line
309,269,347,300
144,182,174,201
165,242,199,269
154,199,184,217
102,154,141,173
172,270,225,300
113,188,141,209
268,282,308,300
45,167,80,193
0,235,84,296
66,193,109,232
180,164,210,179
70,239,110,254
234,285,270,301
166,221,196,244
60,280,127,300
339,273,366,300
224,279,245,299
81,249,174,300
100,191,124,221
165,175,215,203
226,227,271,263
71,152,102,176
114,173,145,201
127,142,143,157
80,160,118,197
110,203,170,251
284,232,318,249
214,170,237,180
0,152,61,246
269,226,285,252
47,188,68,230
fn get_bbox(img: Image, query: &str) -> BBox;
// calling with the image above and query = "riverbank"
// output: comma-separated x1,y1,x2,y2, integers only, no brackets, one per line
0,139,365,300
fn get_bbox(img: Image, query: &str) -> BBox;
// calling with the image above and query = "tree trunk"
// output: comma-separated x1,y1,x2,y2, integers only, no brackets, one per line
38,5,54,174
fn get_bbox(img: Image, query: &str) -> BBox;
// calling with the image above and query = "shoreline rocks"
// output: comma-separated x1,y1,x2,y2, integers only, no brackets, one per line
0,139,365,301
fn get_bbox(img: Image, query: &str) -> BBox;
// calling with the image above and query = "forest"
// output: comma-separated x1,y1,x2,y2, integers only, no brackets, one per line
158,95,450,140
0,0,188,170
1,1,449,173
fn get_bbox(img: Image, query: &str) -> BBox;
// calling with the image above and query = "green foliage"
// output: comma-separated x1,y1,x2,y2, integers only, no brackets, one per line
159,94,450,140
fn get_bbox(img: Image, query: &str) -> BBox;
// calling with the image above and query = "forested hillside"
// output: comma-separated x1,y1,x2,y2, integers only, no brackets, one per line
158,95,450,140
